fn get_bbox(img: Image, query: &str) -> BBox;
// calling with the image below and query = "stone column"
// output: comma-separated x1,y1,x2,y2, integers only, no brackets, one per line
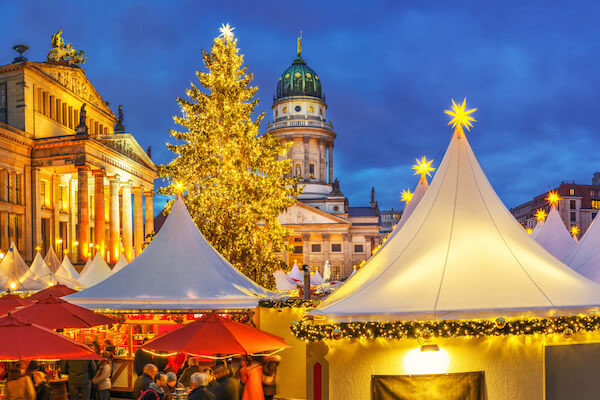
94,172,106,259
144,190,154,236
328,142,334,183
133,187,144,257
303,137,310,180
68,178,77,261
52,174,60,249
8,213,15,247
0,212,8,250
121,182,133,261
342,233,352,278
365,235,373,258
32,168,42,253
302,233,311,269
0,170,8,202
24,166,32,260
321,233,330,269
109,177,120,264
77,167,90,263
319,139,327,183
8,172,15,204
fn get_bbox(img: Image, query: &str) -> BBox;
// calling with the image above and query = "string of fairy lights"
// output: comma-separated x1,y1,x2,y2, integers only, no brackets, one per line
290,315,600,341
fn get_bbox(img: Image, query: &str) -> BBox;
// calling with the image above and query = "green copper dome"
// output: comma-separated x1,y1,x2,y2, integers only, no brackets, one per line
276,57,322,100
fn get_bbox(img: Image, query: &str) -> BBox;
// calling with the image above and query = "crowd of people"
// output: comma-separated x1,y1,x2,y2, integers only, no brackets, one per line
132,353,280,400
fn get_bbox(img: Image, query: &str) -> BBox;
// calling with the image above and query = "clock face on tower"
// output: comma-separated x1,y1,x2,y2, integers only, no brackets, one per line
295,106,301,112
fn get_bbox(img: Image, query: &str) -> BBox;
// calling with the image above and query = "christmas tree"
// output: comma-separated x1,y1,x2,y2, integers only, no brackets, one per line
159,24,300,288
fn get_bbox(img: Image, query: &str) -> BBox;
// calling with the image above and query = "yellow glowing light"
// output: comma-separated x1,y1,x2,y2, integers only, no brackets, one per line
534,208,547,222
526,228,533,234
218,23,235,39
444,98,477,132
89,243,94,247
401,189,414,204
0,252,4,260
56,238,63,244
571,226,580,237
403,345,450,375
412,157,435,178
174,181,185,194
35,246,41,252
546,191,561,207
73,241,79,246
9,282,16,290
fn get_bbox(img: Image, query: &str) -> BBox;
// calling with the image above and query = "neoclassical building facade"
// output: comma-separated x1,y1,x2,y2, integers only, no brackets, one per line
268,45,381,280
0,37,156,265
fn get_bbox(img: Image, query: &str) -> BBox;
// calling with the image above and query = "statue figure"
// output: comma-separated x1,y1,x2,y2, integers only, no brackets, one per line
146,146,152,159
371,186,375,203
297,31,303,58
75,103,88,134
114,105,125,133
46,27,87,64
332,178,341,193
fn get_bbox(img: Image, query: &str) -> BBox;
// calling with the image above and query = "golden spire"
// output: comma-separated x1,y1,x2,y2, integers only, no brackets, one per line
546,190,561,208
412,156,435,178
444,98,477,133
401,189,414,205
534,208,547,222
297,31,303,57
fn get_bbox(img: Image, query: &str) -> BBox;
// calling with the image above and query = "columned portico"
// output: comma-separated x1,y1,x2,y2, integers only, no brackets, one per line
94,171,106,258
109,177,121,264
77,167,90,263
144,191,154,237
133,186,144,257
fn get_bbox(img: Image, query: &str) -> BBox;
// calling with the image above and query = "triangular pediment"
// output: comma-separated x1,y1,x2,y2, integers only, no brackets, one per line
30,62,115,117
95,133,156,171
280,202,350,225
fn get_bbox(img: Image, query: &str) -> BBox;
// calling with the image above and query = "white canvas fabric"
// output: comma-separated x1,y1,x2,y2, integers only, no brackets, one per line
59,255,80,280
313,130,600,322
535,206,576,260
44,247,62,274
29,252,57,286
530,219,545,239
0,242,44,291
563,216,600,282
311,270,324,285
79,257,92,277
288,263,303,282
67,196,273,310
274,270,297,291
112,253,129,273
77,253,113,288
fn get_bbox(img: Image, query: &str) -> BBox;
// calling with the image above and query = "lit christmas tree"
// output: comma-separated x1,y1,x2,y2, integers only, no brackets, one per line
159,24,300,287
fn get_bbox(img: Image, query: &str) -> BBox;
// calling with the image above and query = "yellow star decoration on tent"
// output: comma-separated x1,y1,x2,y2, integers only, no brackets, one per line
401,189,414,204
534,208,547,222
444,98,477,132
546,190,561,207
570,226,580,237
526,227,533,234
412,157,435,178
218,23,235,39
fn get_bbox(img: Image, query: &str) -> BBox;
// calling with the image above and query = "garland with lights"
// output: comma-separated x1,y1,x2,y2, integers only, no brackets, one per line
259,299,321,309
290,315,600,341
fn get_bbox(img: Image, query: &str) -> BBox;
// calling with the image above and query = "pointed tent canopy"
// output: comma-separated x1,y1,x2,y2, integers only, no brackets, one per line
29,252,57,286
44,247,62,274
313,121,600,322
534,206,575,260
0,243,44,291
288,263,303,282
78,253,112,288
112,253,129,273
67,196,272,310
60,256,80,280
563,216,600,282
530,219,545,239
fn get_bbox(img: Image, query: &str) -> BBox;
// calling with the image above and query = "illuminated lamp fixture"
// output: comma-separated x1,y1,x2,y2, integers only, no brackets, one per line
89,243,94,247
9,282,16,290
73,241,79,246
0,252,4,259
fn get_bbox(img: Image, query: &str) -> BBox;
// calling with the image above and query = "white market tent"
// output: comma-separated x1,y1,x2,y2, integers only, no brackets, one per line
312,128,600,322
111,253,129,273
44,247,62,274
385,174,430,246
273,270,297,291
60,255,80,280
288,262,303,282
563,216,600,282
534,206,576,260
78,253,113,288
530,218,545,239
0,243,44,291
311,270,324,285
29,252,57,286
67,196,273,310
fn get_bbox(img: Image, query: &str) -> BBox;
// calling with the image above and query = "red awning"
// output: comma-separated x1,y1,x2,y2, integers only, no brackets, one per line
0,294,32,316
29,285,77,301
143,313,289,356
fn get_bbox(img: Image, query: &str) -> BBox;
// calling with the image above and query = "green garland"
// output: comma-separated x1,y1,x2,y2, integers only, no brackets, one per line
290,315,600,341
259,299,321,309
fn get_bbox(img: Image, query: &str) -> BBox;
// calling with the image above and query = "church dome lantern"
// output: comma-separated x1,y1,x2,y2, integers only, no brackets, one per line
276,58,322,100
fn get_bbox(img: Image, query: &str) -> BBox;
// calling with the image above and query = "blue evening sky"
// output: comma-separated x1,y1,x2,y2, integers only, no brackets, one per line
2,1,600,213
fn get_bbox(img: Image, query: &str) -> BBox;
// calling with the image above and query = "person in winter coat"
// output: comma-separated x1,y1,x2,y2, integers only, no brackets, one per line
240,356,264,400
163,373,184,400
32,371,51,400
134,340,154,376
187,373,215,400
261,355,280,400
177,358,200,388
6,366,35,400
207,364,241,400
61,360,97,400
92,352,112,400
133,364,158,400
139,373,167,400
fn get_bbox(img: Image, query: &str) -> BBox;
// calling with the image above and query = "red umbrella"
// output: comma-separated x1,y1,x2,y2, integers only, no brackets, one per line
0,294,33,316
143,313,289,356
11,296,115,329
29,285,77,301
0,313,103,360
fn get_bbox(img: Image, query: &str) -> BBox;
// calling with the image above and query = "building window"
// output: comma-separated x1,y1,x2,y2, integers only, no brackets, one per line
570,212,576,222
354,244,364,253
293,245,303,254
332,264,341,281
309,163,315,177
15,175,21,205
592,200,600,209
569,188,575,196
570,200,576,209
331,243,342,252
61,186,68,211
40,180,48,208
0,82,7,124
591,190,596,197
282,107,287,113
294,237,302,243
593,212,597,220
311,244,321,253
295,106,301,112
308,106,314,113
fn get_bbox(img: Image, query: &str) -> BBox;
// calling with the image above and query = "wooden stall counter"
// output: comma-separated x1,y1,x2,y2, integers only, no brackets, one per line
111,357,135,393
48,378,68,400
